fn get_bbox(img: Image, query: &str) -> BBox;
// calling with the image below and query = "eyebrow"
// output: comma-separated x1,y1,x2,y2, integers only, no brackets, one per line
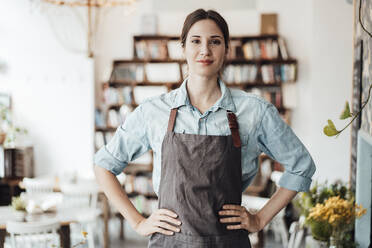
190,35,223,39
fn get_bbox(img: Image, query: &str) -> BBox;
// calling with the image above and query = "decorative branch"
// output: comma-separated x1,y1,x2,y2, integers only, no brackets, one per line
323,0,372,137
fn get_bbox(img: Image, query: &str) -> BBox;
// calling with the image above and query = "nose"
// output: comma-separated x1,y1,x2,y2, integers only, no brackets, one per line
200,41,211,56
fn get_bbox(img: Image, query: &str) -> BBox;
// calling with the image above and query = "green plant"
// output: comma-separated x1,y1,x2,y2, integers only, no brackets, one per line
11,196,26,211
294,181,350,242
324,0,372,138
323,84,372,137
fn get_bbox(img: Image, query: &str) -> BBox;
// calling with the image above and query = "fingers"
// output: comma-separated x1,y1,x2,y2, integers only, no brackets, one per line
154,227,174,236
219,216,242,223
219,205,248,231
152,209,181,235
218,210,241,216
156,221,181,233
226,224,244,230
222,204,245,211
156,214,182,226
156,209,178,218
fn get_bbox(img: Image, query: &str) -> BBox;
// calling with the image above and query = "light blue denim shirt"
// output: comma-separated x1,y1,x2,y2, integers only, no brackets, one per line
95,78,316,194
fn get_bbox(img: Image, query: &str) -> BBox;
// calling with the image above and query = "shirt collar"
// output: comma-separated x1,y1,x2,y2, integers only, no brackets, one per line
171,77,237,112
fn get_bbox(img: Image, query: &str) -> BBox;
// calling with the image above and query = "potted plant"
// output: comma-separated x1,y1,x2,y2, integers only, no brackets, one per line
11,196,27,221
294,181,363,247
307,196,366,248
0,103,28,148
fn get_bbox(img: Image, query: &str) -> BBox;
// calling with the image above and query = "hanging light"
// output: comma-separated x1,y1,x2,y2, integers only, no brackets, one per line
41,0,137,7
32,0,138,58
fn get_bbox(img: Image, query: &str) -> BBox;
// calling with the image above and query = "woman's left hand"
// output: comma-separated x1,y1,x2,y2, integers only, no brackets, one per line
219,204,263,233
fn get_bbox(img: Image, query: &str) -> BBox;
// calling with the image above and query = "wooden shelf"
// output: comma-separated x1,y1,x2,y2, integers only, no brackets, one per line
95,127,117,132
123,163,153,175
108,80,287,88
127,191,158,199
109,81,181,88
133,34,280,41
112,58,297,65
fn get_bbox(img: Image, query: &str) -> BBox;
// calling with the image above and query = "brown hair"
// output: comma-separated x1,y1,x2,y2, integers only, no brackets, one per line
180,9,230,76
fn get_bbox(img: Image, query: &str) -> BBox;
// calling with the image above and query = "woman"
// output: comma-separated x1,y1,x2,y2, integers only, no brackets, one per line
94,9,316,247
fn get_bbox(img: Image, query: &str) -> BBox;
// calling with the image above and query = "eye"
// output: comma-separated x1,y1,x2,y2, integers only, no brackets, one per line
191,39,200,44
210,39,222,45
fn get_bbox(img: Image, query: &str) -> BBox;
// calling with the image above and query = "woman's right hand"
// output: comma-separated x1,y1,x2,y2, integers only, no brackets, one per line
133,209,182,236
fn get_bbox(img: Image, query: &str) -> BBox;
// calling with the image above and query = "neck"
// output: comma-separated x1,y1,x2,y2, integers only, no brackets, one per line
186,74,222,114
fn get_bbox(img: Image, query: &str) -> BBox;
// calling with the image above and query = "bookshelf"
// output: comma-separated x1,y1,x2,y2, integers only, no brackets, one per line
95,34,298,216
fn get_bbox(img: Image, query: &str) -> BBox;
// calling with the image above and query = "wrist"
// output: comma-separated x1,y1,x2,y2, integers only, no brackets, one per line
130,214,146,230
255,212,268,230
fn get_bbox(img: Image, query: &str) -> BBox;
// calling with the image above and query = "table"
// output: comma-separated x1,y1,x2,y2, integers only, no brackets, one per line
0,206,100,248
18,181,112,248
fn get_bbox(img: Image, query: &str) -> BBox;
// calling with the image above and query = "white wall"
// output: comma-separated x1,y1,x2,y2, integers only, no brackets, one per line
309,0,353,183
0,1,95,178
95,0,353,184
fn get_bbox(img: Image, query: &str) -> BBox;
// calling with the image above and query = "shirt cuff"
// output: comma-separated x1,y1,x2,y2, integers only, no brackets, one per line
94,146,128,175
278,171,312,192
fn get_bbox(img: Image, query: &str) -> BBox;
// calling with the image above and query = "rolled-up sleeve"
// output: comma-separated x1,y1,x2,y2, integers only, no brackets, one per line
256,104,316,192
94,104,151,175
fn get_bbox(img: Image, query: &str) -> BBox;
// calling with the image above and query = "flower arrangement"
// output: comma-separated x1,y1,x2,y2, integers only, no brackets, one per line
307,196,366,247
294,181,366,247
11,196,26,211
0,103,28,147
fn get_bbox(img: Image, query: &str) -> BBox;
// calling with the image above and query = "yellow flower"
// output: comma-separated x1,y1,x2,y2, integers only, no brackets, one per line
81,231,88,238
307,196,367,229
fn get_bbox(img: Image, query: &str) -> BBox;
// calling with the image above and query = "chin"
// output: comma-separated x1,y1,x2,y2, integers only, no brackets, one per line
193,68,219,78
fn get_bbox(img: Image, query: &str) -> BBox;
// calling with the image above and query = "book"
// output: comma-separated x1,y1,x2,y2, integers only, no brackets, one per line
278,38,289,60
145,63,181,82
135,40,148,59
260,41,268,59
242,42,254,60
107,109,120,127
95,109,105,127
167,40,183,59
95,131,105,150
133,86,168,104
272,40,279,59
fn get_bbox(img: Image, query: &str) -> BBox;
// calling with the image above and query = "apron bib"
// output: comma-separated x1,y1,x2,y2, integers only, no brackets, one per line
148,108,251,248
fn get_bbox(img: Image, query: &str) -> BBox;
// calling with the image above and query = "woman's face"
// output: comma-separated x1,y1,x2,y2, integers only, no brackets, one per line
183,19,227,78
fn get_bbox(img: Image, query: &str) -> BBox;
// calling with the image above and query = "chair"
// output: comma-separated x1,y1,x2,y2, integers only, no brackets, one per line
22,177,55,195
288,215,306,248
6,220,60,248
60,180,102,248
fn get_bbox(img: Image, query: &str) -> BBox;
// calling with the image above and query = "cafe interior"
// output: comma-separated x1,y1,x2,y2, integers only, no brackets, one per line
0,0,371,247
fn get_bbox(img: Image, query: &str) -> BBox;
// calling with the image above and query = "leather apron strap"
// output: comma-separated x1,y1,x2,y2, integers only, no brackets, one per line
167,108,241,148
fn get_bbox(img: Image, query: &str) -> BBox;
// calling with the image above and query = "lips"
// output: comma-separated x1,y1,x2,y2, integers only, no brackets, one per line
197,60,213,65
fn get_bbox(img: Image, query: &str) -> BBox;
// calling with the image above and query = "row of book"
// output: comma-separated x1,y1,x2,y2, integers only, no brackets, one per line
261,64,296,83
129,194,158,216
223,64,296,84
95,131,114,150
124,174,156,196
111,64,145,82
135,40,183,60
102,87,132,106
102,85,169,107
135,38,289,61
236,38,289,60
247,87,283,109
111,62,296,85
223,64,258,83
111,63,181,83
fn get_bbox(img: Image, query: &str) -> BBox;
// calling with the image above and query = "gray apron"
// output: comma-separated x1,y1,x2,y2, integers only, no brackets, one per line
148,107,251,248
